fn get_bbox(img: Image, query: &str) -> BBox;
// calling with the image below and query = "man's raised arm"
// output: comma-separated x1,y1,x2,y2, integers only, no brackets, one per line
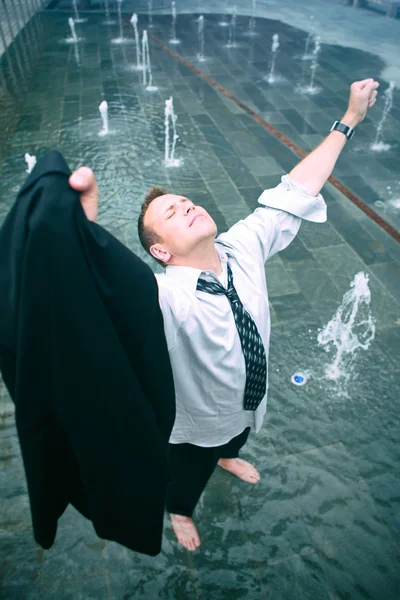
288,78,379,197
70,79,379,221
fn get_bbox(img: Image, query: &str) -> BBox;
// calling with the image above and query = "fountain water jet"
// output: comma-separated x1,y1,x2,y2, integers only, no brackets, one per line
142,30,158,91
103,0,116,25
371,81,396,152
117,0,123,39
111,0,128,43
309,36,321,91
24,153,36,174
169,1,180,44
298,36,321,94
301,16,315,60
165,97,181,167
130,13,143,69
197,15,205,62
67,17,79,43
226,6,237,48
266,34,279,83
248,0,256,36
317,272,375,382
98,101,109,136
72,0,87,24
219,0,229,26
148,0,153,27
303,33,313,60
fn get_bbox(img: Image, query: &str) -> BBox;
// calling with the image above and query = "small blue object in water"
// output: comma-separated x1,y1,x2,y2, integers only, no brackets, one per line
291,372,308,386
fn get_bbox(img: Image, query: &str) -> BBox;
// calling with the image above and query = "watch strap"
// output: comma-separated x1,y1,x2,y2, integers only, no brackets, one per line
330,120,355,140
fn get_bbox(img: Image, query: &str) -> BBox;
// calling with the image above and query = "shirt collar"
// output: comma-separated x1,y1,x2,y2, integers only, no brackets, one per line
165,246,229,293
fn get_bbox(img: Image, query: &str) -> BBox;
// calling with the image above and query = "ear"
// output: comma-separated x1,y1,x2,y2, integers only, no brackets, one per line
150,244,171,264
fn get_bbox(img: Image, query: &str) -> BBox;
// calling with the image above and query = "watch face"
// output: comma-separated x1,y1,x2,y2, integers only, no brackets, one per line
331,121,354,139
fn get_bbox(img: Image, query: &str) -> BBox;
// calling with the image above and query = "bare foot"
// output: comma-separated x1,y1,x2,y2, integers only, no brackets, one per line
217,458,260,484
170,514,201,551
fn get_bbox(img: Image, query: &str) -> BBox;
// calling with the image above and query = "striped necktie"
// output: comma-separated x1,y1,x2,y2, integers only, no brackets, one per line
196,263,267,411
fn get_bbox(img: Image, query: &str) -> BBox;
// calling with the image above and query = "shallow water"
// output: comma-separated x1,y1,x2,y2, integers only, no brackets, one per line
0,6,400,600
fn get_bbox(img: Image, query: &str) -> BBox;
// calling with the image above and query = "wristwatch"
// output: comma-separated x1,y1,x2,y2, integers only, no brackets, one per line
330,121,355,140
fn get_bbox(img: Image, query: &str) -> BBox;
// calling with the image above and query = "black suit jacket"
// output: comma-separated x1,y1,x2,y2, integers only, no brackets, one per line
0,151,175,556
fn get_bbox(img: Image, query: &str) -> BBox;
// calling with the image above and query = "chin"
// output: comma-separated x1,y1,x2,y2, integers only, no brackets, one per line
200,221,217,237
202,217,217,235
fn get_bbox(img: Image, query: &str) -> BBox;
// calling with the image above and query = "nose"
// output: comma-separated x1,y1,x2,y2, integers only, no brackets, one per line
185,204,195,215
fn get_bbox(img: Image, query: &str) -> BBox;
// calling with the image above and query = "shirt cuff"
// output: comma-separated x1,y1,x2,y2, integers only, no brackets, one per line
257,175,327,223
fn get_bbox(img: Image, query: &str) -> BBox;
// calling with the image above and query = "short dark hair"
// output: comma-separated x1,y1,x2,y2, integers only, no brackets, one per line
138,185,169,266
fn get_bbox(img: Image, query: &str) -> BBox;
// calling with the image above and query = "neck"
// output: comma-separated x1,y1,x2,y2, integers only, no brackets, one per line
168,241,222,275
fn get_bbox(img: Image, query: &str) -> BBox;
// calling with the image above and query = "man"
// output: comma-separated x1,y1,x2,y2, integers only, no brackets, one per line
70,79,378,551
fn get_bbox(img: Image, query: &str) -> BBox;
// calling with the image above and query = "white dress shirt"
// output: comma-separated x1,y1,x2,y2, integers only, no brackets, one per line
156,175,327,447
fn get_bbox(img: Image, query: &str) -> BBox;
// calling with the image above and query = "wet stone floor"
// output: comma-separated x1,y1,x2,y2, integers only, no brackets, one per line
0,7,400,600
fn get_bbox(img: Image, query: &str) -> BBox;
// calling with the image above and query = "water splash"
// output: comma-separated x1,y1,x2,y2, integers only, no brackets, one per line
197,15,205,62
371,81,396,152
24,153,36,174
226,6,237,48
374,183,400,214
165,97,181,167
267,34,279,83
389,198,400,209
98,101,109,136
169,1,180,44
130,13,142,69
142,30,158,91
72,0,87,23
317,272,375,382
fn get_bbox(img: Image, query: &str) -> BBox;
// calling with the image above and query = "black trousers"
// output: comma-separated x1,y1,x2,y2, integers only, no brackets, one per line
166,427,250,517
